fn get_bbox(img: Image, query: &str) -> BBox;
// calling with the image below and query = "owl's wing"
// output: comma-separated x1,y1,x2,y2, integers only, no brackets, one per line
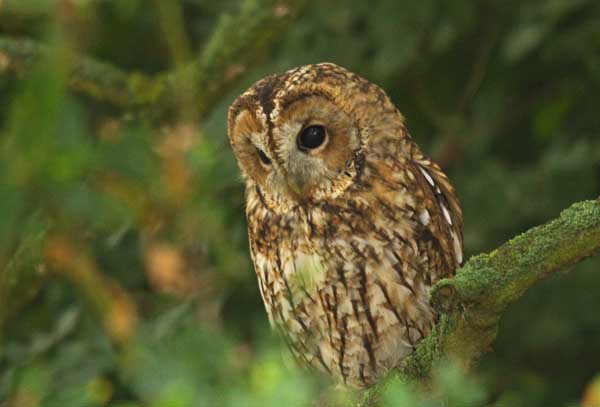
410,156,464,281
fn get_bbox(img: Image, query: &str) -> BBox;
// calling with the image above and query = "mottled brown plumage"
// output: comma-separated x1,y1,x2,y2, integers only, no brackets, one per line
228,63,463,387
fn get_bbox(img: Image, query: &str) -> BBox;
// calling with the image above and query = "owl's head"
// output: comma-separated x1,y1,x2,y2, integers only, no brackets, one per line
228,63,408,204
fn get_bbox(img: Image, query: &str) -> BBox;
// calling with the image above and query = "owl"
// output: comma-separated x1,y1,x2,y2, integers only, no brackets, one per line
227,63,463,388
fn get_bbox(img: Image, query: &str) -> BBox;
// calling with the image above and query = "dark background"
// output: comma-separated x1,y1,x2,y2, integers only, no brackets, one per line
1,0,599,406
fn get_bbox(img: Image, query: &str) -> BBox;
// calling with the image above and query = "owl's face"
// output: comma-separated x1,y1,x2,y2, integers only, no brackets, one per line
229,81,360,202
228,63,407,204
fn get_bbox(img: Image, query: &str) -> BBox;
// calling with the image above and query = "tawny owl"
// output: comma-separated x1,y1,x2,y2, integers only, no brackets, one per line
227,63,463,387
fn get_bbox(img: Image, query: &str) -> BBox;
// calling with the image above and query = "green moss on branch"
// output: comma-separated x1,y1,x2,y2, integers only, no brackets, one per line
360,199,600,406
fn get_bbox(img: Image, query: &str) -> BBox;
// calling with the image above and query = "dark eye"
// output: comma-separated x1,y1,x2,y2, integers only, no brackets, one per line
256,148,272,166
297,125,327,151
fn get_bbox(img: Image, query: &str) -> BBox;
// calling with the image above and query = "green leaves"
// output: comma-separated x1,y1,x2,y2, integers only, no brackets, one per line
1,0,600,406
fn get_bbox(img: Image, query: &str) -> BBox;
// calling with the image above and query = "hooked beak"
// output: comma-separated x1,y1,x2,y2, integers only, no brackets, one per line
286,174,305,196
285,162,312,197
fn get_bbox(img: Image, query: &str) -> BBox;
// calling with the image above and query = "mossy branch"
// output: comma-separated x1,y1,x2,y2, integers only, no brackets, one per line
0,36,143,108
0,0,310,118
160,0,311,120
361,198,600,405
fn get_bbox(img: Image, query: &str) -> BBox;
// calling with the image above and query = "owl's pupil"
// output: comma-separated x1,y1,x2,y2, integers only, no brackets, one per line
297,125,326,151
257,148,272,165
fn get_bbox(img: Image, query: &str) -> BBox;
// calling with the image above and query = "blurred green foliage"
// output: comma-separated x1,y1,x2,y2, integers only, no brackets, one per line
1,0,599,406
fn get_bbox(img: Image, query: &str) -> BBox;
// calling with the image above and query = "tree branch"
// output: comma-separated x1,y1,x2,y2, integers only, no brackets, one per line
0,0,310,118
0,36,147,108
44,234,138,344
160,0,310,120
362,199,600,405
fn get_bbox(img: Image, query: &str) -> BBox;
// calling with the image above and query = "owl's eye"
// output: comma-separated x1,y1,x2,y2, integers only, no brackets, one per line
297,125,327,151
256,148,272,166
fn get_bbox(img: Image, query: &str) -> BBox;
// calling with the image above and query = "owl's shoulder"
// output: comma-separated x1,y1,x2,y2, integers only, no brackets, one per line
352,149,463,275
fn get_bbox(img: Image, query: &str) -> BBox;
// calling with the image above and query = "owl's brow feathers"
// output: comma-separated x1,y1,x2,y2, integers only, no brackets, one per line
228,64,383,191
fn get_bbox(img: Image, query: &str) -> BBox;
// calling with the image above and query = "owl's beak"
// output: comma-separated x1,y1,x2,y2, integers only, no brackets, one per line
285,166,311,197
286,177,304,196
284,152,314,197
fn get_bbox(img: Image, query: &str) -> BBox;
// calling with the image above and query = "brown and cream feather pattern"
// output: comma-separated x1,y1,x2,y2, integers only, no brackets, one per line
228,63,463,387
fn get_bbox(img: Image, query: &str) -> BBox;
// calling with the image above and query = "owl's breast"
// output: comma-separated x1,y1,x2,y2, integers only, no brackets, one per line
246,185,438,387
